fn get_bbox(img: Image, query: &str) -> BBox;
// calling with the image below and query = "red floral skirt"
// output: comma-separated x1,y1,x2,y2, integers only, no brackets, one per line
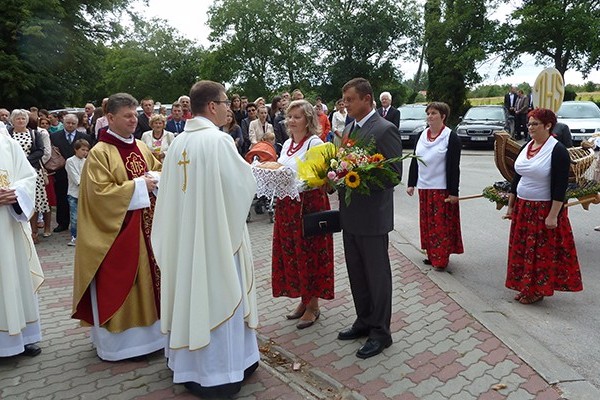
418,189,464,268
272,188,334,303
506,198,583,296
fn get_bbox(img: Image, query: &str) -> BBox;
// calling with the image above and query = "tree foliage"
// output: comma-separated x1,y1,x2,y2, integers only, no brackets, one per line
0,0,130,109
497,0,600,78
205,0,318,99
204,0,420,104
425,0,496,124
101,17,203,103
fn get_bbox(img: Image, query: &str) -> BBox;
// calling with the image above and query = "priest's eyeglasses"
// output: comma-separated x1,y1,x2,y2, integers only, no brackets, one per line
212,100,231,106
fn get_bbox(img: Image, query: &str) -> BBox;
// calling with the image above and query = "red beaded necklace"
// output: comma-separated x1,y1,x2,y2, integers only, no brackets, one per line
286,135,309,156
526,135,550,159
427,125,445,141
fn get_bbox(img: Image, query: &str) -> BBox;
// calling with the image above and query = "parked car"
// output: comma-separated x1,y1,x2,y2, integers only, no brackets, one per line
398,104,427,147
556,101,600,145
49,108,85,115
455,105,510,148
136,104,172,117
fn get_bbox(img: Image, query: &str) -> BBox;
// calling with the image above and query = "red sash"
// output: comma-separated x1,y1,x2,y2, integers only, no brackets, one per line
75,131,160,326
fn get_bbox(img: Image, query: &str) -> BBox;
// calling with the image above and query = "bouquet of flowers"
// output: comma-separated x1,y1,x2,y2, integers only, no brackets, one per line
297,137,413,205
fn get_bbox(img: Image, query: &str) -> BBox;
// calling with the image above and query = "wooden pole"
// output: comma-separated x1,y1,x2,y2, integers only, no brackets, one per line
444,194,485,202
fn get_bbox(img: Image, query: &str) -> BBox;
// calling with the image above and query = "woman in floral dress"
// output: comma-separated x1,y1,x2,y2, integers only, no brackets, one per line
272,100,334,329
504,108,583,304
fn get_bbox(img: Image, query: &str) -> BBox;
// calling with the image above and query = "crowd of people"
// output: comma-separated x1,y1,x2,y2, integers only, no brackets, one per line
0,77,590,397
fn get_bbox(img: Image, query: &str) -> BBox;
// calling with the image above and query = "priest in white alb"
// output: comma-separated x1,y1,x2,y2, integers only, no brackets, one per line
152,81,259,398
0,125,44,358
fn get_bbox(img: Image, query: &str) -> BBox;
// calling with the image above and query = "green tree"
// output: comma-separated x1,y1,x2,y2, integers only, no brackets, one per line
0,0,131,109
101,17,203,103
425,0,496,124
204,0,318,98
317,0,421,103
497,0,600,78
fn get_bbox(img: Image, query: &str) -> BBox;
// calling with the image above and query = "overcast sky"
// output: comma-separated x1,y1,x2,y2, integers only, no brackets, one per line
132,0,599,87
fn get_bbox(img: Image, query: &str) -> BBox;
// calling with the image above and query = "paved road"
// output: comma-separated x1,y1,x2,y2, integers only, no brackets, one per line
1,192,583,399
394,148,600,390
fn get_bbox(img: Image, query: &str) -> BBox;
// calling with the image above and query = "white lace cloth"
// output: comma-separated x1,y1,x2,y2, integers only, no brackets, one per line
251,165,300,201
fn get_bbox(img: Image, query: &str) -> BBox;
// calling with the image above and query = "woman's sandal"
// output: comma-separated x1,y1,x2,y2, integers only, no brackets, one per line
286,305,306,320
519,295,544,305
296,308,320,330
514,292,525,301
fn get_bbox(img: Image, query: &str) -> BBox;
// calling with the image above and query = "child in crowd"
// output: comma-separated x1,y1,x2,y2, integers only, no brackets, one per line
65,139,90,246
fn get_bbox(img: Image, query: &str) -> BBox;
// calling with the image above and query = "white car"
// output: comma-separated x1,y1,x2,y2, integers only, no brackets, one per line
556,101,600,145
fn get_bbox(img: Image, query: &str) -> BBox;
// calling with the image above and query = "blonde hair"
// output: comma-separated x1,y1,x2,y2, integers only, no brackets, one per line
285,100,321,138
149,114,166,126
262,131,275,143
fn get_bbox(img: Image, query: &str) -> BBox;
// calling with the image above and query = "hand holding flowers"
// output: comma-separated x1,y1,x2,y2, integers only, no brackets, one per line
297,138,415,205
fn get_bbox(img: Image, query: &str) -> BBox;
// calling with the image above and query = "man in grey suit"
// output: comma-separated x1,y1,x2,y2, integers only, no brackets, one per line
337,78,403,359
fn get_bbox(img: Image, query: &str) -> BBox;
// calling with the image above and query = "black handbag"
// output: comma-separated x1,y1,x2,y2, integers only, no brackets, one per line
302,210,341,238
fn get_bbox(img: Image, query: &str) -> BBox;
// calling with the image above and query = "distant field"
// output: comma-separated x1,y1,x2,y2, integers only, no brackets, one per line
469,91,600,106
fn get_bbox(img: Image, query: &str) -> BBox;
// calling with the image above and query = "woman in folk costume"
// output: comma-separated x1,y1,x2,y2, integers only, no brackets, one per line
0,127,44,357
407,102,463,270
504,108,582,304
272,100,334,329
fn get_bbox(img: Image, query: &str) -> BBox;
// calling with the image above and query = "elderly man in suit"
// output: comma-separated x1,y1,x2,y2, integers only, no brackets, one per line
378,91,400,128
51,114,91,232
337,78,403,359
503,86,517,136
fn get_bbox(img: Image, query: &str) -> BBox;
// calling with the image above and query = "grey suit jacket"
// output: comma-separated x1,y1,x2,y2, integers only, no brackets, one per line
338,112,403,235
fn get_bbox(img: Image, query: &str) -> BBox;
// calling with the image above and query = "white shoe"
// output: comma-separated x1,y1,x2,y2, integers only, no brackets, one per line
594,226,600,232
67,237,76,246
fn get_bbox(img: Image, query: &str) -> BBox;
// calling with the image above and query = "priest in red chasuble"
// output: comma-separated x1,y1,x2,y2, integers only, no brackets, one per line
72,93,165,361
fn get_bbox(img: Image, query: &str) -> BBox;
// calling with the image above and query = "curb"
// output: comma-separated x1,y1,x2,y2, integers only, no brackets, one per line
389,230,600,400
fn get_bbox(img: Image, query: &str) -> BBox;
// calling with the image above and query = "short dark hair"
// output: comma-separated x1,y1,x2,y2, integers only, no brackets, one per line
106,93,139,115
73,138,90,150
426,102,451,123
342,78,373,103
189,80,226,115
245,102,257,111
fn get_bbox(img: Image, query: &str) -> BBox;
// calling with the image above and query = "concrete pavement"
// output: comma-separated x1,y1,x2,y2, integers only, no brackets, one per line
0,202,588,399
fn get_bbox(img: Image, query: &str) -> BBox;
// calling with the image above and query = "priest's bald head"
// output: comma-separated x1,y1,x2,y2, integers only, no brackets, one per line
190,80,229,127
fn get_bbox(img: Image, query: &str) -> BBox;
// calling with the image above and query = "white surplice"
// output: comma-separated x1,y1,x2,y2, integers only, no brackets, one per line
0,134,44,357
152,117,259,386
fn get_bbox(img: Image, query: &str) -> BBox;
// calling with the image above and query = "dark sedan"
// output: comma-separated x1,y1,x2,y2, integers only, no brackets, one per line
455,105,511,148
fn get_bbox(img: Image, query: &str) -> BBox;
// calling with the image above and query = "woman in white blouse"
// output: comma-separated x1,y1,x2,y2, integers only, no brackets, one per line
271,100,334,330
248,105,274,146
141,114,174,162
331,99,348,147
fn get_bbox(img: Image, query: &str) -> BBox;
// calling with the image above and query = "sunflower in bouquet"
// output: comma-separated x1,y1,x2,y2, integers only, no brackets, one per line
297,137,411,205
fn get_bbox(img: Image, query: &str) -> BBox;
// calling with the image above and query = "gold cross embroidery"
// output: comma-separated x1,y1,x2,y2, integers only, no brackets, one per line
178,150,190,192
0,169,10,188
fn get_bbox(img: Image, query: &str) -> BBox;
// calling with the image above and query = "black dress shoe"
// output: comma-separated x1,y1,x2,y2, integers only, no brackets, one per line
22,344,42,357
184,381,242,398
356,338,392,359
53,225,68,233
244,361,259,380
338,326,369,340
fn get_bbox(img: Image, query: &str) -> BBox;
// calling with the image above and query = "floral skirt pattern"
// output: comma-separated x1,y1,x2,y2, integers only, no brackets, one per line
506,198,583,296
272,188,334,303
418,189,464,268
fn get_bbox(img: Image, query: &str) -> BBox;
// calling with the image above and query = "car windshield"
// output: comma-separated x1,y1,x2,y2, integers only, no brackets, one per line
464,107,504,120
399,107,426,120
557,103,600,119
